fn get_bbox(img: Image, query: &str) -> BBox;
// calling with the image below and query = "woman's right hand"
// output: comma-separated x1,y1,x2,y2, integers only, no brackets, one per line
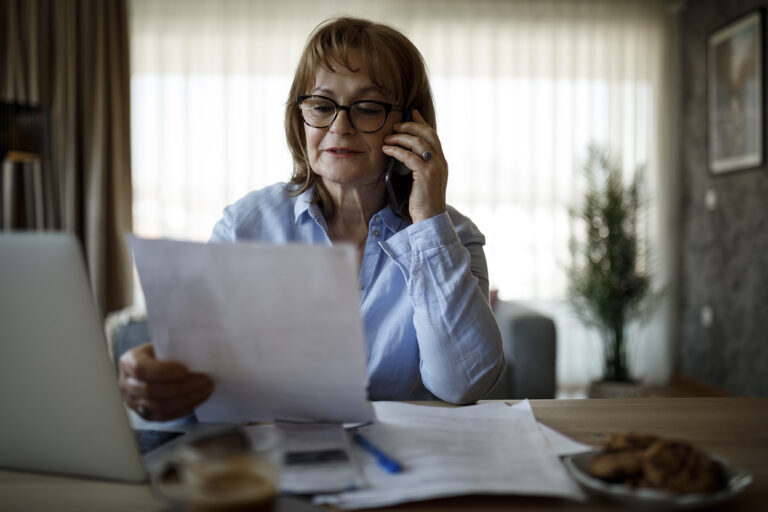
118,342,214,422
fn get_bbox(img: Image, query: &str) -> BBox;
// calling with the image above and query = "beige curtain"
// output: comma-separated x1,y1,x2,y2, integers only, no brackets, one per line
1,0,133,316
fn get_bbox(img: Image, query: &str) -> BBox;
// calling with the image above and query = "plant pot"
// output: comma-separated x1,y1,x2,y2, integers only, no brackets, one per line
587,380,647,399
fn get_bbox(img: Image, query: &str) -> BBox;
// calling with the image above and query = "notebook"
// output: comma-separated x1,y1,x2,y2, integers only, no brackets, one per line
0,233,185,482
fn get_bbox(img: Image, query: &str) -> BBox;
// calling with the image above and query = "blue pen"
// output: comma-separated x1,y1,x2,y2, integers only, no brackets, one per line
353,433,403,474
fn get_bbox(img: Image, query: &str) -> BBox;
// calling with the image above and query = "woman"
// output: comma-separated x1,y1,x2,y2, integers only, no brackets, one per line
120,17,503,422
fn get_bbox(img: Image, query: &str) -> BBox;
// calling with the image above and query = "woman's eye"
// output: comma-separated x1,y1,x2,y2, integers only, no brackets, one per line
354,103,384,116
311,105,334,113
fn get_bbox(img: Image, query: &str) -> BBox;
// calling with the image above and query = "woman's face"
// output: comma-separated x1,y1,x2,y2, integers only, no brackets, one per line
303,51,401,189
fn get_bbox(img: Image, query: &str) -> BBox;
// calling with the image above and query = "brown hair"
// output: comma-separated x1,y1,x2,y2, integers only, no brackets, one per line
284,16,435,220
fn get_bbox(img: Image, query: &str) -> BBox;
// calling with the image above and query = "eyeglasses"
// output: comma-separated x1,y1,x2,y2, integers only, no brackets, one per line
296,95,402,133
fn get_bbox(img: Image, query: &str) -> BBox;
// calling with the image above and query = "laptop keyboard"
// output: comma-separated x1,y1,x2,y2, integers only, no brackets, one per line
136,429,184,454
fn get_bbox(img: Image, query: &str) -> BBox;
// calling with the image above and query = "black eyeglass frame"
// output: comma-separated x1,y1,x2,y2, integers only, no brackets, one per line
296,95,403,133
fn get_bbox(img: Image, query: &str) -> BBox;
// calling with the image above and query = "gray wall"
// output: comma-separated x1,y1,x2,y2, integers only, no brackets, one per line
679,0,768,396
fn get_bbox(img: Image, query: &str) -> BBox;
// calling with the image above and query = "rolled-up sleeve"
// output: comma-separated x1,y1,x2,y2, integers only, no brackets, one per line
379,212,504,404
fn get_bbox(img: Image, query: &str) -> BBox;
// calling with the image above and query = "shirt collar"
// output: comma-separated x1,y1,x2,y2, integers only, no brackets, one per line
293,186,322,224
377,204,409,234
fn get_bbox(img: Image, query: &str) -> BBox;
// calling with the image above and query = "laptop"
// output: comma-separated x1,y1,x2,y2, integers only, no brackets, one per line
0,233,185,482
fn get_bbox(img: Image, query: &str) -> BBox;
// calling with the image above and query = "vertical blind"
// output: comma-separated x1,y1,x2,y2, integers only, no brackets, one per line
130,0,678,388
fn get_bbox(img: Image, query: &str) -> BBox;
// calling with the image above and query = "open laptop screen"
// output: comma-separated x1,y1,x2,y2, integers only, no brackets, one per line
0,233,146,482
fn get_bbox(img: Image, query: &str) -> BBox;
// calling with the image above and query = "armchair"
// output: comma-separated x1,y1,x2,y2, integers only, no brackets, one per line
485,301,557,399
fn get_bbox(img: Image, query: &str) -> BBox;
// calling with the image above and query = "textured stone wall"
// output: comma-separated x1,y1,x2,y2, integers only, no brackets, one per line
679,0,768,396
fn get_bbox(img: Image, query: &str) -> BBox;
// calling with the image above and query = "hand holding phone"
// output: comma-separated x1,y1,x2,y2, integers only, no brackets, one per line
383,109,447,222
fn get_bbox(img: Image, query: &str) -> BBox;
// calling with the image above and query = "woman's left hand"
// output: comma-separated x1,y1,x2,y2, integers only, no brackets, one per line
382,110,447,223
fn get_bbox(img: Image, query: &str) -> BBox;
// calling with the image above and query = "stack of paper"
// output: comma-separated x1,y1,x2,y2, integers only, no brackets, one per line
316,401,591,509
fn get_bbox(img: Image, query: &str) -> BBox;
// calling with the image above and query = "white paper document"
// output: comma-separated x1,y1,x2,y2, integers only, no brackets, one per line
129,237,375,424
315,401,585,509
509,400,594,456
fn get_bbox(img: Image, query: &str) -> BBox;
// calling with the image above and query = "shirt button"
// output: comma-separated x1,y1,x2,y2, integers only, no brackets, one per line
374,216,381,223
360,284,364,290
373,229,380,237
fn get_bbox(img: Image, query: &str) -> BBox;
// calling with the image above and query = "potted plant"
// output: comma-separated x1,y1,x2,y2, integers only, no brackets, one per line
568,145,653,397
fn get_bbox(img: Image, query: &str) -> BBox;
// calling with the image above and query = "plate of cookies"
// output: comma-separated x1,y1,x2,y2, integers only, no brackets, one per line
563,433,753,510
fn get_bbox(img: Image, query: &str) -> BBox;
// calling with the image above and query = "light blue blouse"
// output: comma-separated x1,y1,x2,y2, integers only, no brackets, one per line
210,183,503,404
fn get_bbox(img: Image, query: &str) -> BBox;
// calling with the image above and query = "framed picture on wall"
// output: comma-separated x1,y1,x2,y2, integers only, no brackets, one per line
708,10,763,174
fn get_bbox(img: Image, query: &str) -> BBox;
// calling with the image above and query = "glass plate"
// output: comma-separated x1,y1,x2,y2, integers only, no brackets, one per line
563,451,753,511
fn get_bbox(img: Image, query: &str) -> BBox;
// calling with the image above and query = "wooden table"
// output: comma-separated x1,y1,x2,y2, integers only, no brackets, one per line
1,398,766,511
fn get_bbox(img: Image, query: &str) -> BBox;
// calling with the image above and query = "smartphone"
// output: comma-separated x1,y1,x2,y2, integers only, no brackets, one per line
384,105,414,216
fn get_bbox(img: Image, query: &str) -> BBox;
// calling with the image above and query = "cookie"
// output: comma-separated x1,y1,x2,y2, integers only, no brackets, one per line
603,433,659,453
642,440,726,494
589,451,643,483
588,434,727,495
